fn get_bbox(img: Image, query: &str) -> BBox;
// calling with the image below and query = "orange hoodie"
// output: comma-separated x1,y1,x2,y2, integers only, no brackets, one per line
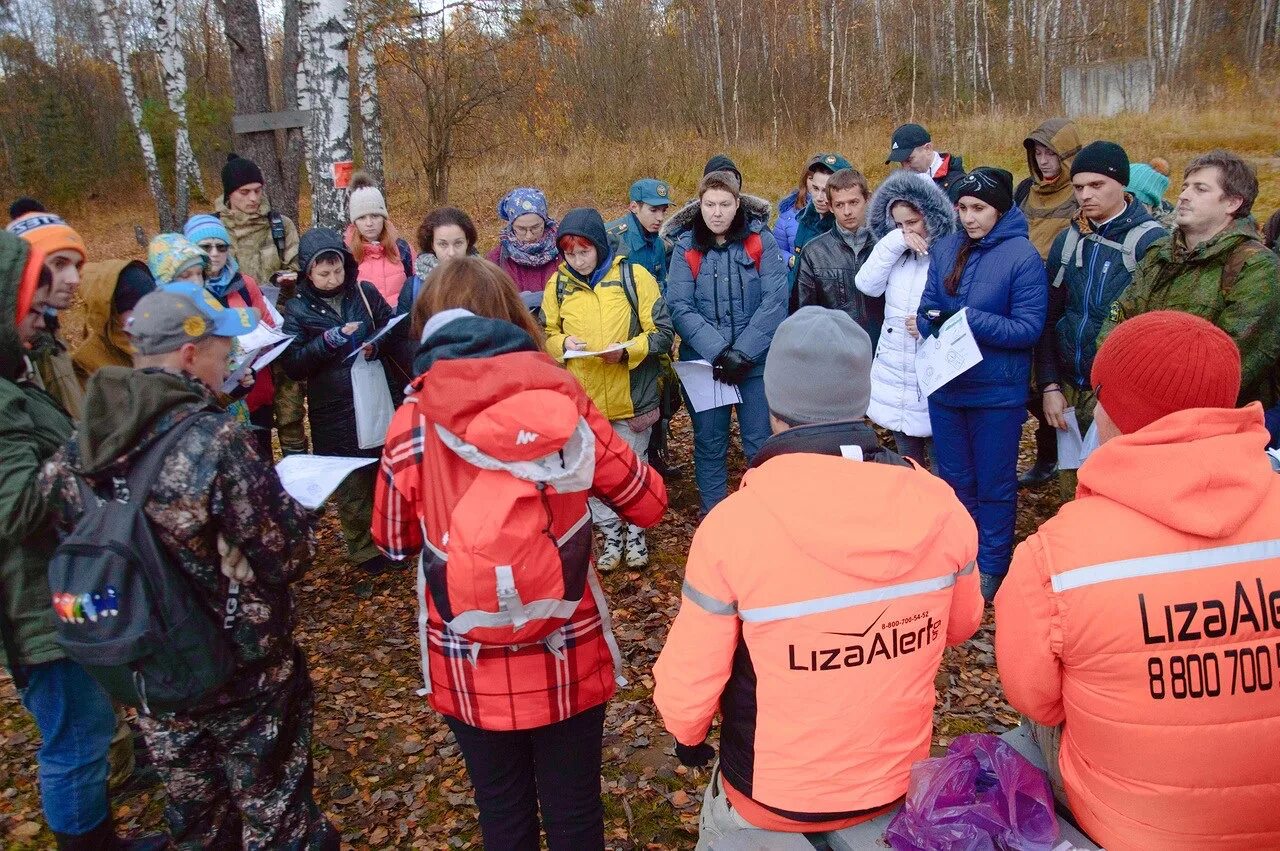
995,404,1280,851
654,452,980,828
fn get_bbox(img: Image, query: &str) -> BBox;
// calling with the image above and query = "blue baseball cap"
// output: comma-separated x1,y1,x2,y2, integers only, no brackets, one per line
629,179,673,207
127,282,259,355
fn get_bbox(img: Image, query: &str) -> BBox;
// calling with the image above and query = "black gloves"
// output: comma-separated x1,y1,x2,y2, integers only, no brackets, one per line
712,347,754,385
925,309,956,338
674,740,716,768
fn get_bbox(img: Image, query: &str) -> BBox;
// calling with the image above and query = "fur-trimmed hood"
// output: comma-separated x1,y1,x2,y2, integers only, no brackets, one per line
866,170,958,245
660,194,771,248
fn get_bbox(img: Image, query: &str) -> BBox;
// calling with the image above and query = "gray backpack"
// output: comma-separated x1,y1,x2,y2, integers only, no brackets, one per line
48,413,238,715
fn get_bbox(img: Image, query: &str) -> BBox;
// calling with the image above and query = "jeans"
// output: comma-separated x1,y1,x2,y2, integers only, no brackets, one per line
890,431,934,471
687,372,771,514
929,401,1024,577
444,704,606,851
18,658,115,834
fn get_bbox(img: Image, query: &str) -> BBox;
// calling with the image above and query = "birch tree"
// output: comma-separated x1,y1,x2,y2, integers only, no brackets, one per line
152,0,202,221
355,0,384,185
92,0,174,229
299,0,353,230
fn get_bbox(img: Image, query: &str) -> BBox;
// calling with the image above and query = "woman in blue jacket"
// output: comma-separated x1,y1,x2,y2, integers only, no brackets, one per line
912,168,1047,601
667,169,789,515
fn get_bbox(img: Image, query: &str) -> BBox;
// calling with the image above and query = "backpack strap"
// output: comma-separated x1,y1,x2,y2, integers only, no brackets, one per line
1119,221,1162,274
267,211,288,263
1051,228,1080,288
1014,177,1032,208
1221,240,1266,297
617,261,642,338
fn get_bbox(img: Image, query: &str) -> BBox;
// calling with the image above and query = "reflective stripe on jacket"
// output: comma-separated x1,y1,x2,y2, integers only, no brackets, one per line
995,405,1280,851
654,452,981,825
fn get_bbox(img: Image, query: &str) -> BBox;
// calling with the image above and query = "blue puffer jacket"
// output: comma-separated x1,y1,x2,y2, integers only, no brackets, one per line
667,212,790,377
773,191,800,258
916,205,1048,408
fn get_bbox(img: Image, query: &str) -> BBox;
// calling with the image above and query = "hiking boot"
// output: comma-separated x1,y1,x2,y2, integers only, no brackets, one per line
1017,459,1058,489
596,520,625,572
648,438,684,480
357,554,391,576
54,814,168,850
624,525,649,569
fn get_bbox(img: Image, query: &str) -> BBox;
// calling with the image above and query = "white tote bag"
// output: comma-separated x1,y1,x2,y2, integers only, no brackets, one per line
351,356,395,449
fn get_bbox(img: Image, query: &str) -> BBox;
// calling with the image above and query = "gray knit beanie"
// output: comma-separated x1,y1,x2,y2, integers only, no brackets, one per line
764,306,873,425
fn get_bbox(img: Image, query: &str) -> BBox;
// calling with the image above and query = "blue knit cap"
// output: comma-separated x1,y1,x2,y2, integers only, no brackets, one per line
497,187,551,224
184,214,232,247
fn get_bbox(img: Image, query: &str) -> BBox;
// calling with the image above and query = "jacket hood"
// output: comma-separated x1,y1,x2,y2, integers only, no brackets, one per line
411,311,540,377
738,452,964,580
1077,405,1272,539
660,194,771,245
867,169,958,243
0,231,34,380
73,260,142,377
298,228,359,296
1024,118,1083,183
77,366,212,475
557,207,615,285
778,189,799,215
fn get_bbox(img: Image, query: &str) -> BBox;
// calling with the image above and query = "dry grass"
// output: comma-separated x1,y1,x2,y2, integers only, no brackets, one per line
61,104,1280,263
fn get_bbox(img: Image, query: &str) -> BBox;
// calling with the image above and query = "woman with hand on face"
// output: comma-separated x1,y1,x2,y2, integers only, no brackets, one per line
912,168,1046,602
855,169,958,469
543,208,673,571
486,188,561,297
344,171,415,306
185,214,281,457
666,170,789,516
396,207,479,317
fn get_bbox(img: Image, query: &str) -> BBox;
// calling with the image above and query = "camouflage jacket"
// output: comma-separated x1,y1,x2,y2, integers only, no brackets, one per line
214,196,300,286
1101,217,1280,407
39,367,314,674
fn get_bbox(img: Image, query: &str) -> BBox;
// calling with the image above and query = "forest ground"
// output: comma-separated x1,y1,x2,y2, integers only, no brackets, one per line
2,106,1279,847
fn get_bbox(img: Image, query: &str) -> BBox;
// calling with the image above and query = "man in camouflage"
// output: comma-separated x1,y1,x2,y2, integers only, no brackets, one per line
1101,150,1280,407
40,286,337,850
215,153,308,456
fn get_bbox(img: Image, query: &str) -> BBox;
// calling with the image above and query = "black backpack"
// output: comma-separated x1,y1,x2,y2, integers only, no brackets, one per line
47,413,238,715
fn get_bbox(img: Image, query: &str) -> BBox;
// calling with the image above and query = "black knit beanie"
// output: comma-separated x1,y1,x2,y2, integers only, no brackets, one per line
948,167,1015,215
222,154,266,201
703,154,742,186
112,260,156,315
8,197,44,221
1071,141,1130,186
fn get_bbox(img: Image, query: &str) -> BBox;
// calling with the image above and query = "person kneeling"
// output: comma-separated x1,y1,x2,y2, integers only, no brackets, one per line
653,307,982,846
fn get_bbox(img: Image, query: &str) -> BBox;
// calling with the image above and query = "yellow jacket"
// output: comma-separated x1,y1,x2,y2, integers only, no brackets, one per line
543,256,673,421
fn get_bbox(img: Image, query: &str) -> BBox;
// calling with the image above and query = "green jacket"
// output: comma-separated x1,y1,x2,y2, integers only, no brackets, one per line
1102,218,1280,407
0,231,71,670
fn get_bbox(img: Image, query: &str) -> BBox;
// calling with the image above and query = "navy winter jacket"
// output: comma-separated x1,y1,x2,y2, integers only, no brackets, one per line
666,211,789,376
1034,197,1166,389
916,205,1048,408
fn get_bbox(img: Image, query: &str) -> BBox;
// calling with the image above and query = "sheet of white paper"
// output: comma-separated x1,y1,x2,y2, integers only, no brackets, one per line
915,308,984,397
839,444,865,461
252,335,295,370
275,455,378,510
564,344,626,360
259,285,282,309
671,359,742,413
1081,420,1098,460
237,324,293,353
221,346,263,394
1056,408,1086,470
346,313,409,360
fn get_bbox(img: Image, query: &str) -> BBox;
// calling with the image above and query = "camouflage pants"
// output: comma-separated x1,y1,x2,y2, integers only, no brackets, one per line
107,705,135,789
272,366,309,456
137,648,337,851
1057,384,1099,502
332,463,379,565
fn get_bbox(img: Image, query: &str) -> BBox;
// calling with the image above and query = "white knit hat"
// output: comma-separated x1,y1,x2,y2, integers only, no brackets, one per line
348,185,389,223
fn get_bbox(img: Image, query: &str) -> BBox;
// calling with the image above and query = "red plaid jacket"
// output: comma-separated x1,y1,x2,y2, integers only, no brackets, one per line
374,341,666,731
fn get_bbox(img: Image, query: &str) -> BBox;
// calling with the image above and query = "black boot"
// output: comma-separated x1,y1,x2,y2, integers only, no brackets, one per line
53,814,168,850
1019,416,1059,488
1018,458,1059,488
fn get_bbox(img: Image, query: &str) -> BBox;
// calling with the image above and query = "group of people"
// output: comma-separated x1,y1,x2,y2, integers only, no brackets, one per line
0,114,1278,851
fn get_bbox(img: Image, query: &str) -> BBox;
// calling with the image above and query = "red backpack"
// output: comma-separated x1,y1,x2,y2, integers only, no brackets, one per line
415,388,626,679
684,232,764,279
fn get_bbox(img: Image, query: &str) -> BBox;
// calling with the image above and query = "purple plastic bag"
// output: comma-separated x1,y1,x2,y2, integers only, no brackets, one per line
885,734,1060,851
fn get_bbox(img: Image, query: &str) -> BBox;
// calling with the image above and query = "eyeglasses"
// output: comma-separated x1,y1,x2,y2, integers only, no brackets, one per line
198,242,230,254
513,223,545,239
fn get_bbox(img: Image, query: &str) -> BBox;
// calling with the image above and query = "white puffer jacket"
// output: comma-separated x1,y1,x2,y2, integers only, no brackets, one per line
855,228,933,437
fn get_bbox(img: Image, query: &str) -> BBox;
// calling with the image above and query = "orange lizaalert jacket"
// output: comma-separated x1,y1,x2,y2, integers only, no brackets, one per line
996,404,1280,851
654,451,981,830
